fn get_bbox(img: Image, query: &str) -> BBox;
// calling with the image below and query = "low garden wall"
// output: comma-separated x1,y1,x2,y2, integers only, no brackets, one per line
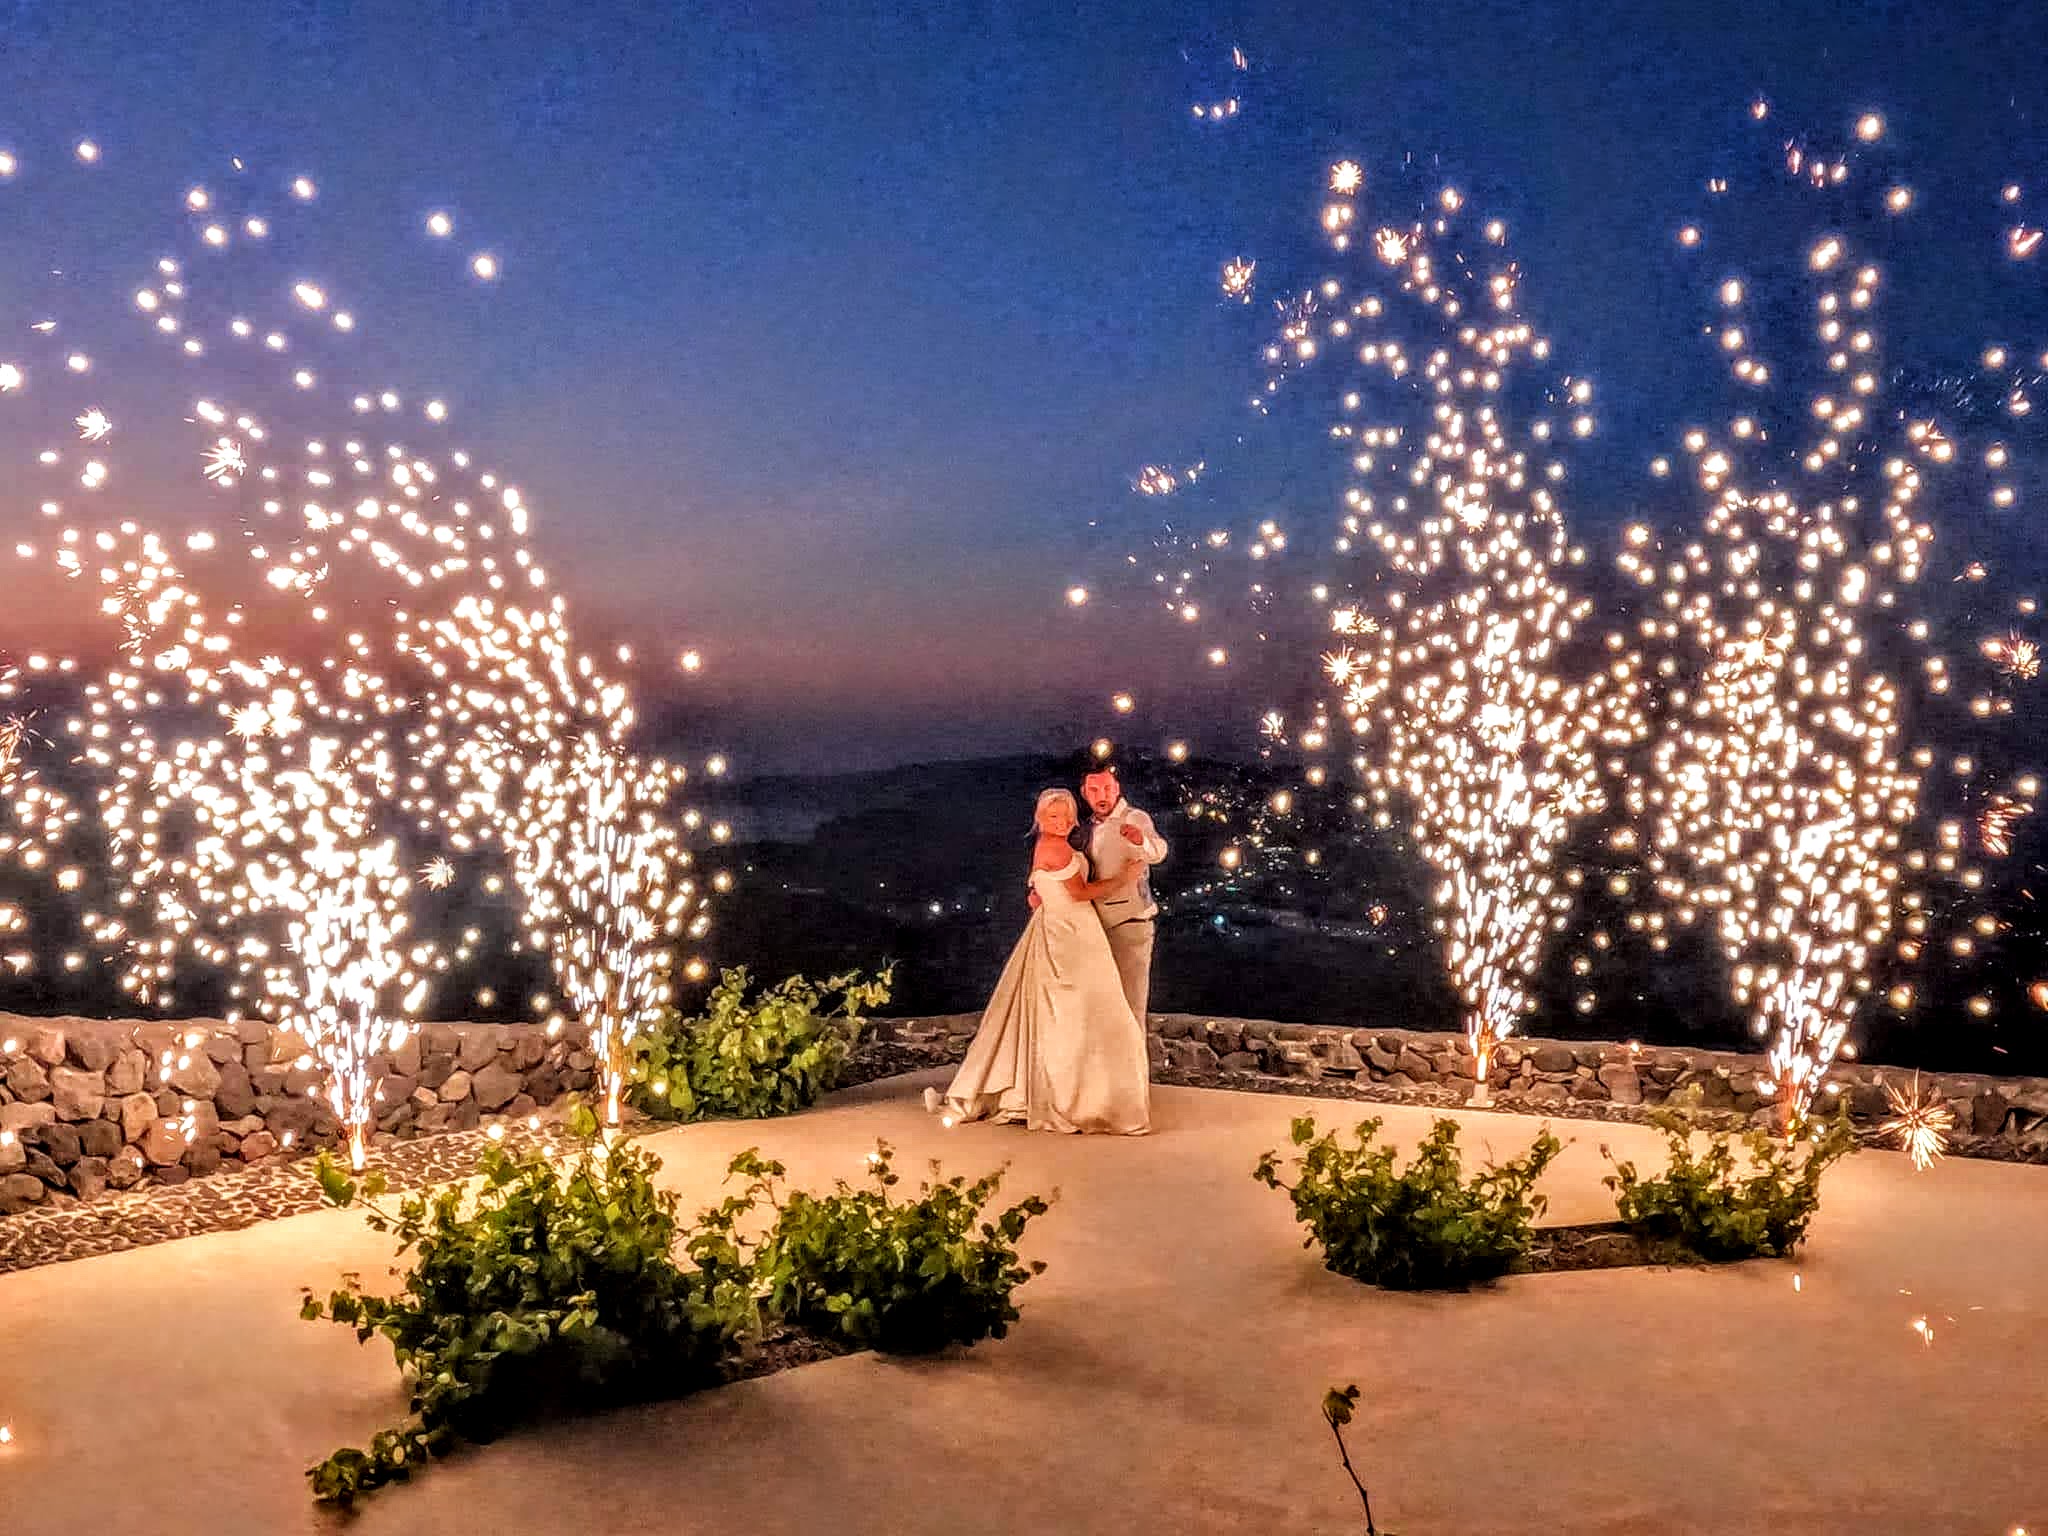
0,1014,596,1215
876,1012,2048,1158
7,1006,2047,1218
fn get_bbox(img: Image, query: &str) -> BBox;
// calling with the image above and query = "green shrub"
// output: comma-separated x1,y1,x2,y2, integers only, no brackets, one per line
300,1106,772,1506
1254,1115,1560,1289
301,1116,1053,1504
631,965,894,1122
756,1139,1051,1354
1602,1098,1856,1261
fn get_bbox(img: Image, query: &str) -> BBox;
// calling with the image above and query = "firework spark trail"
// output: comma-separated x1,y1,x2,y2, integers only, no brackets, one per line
0,657,24,794
404,599,713,1124
78,715,434,1168
1214,161,1648,1090
1620,110,2043,1119
1326,570,1642,1090
0,140,725,1143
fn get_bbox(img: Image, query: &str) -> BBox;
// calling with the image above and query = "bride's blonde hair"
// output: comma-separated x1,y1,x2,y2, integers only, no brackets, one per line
1033,786,1077,833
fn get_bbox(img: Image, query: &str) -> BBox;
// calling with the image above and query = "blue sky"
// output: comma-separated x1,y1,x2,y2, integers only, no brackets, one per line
3,0,2046,769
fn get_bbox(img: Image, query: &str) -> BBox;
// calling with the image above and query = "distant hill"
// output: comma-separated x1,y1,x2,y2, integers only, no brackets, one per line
705,756,1059,843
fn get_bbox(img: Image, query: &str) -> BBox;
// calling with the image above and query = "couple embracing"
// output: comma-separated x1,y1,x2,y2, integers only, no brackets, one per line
928,761,1163,1135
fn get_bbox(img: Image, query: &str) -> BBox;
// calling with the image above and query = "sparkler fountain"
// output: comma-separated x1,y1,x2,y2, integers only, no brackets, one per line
1618,106,2041,1126
86,709,432,1171
1260,168,1645,1100
406,604,710,1126
1,140,723,1157
1104,114,2041,1113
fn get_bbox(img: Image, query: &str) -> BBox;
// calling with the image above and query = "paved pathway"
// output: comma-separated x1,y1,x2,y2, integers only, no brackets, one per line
2,1074,2043,1534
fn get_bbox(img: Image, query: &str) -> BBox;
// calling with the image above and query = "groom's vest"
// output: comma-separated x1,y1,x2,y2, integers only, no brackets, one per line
1082,806,1161,927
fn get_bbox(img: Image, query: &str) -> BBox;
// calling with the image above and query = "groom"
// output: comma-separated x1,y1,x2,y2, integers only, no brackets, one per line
1077,760,1167,1027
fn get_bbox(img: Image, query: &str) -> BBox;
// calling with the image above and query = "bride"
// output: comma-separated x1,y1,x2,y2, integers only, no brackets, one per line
929,788,1153,1134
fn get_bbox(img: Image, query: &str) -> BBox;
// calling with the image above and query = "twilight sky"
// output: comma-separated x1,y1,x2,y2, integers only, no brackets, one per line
3,0,2046,771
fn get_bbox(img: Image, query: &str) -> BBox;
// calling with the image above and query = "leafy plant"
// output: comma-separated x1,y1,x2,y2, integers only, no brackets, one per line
299,1105,772,1506
756,1139,1051,1354
300,1113,1054,1504
1602,1094,1857,1261
1323,1384,1397,1536
1255,1115,1561,1289
631,965,894,1122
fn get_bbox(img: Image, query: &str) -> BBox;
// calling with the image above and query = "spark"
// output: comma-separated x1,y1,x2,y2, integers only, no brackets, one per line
1982,633,2040,679
420,857,455,891
74,408,112,441
201,439,245,485
1221,256,1256,302
1330,160,1364,195
1880,1073,1954,1170
1979,795,2030,856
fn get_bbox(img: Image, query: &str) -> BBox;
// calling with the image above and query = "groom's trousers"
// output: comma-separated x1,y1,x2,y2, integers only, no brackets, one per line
1104,918,1154,1027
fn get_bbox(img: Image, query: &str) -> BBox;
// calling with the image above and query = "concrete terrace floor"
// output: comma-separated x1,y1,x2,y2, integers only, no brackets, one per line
1,1074,2044,1535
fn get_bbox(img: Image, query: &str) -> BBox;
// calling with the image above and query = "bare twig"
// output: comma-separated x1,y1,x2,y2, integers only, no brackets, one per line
1321,1385,1378,1535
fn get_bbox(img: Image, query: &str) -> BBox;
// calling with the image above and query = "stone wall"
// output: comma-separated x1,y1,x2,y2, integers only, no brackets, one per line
12,1007,2046,1219
0,1015,597,1215
877,1012,2048,1158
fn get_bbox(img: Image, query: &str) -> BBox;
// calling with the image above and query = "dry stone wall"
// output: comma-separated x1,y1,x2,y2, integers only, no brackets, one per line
877,1012,2048,1160
10,1006,2046,1219
0,1015,596,1215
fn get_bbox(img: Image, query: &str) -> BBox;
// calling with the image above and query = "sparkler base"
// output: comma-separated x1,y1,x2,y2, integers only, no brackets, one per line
1468,1080,1492,1108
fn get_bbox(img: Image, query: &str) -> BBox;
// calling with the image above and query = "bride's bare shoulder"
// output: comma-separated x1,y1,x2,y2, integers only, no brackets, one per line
1031,835,1076,871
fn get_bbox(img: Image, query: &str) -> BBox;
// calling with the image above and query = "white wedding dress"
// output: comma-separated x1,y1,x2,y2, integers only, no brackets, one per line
940,854,1152,1134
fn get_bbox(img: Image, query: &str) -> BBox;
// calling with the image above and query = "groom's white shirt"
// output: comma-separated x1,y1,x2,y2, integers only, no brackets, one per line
1088,797,1167,926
